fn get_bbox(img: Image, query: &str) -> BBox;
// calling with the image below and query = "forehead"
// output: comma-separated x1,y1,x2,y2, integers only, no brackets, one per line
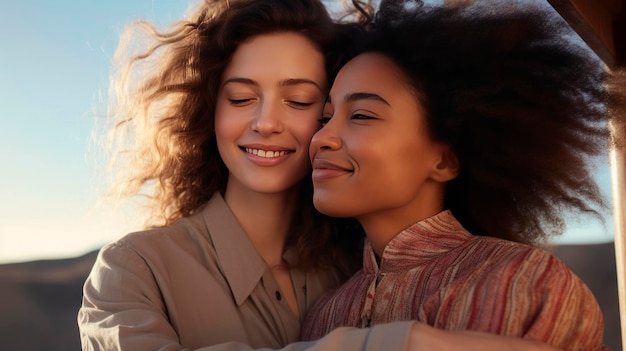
224,32,326,78
330,52,416,105
235,31,321,55
330,52,412,100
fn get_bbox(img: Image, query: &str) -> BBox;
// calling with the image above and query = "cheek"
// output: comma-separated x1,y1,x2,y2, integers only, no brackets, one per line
290,115,323,146
357,140,423,193
214,101,229,136
214,116,230,149
214,98,251,139
213,107,241,157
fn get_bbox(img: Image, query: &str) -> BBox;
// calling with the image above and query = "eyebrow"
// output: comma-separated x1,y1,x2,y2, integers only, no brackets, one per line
222,77,257,88
222,77,323,92
280,78,323,92
336,92,390,106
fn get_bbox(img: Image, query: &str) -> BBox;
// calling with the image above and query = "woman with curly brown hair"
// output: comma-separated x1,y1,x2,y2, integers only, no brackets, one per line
303,1,610,350
77,0,374,349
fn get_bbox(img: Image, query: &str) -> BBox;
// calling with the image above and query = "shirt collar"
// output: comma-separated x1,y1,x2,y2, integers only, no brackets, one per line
202,193,266,305
363,210,472,273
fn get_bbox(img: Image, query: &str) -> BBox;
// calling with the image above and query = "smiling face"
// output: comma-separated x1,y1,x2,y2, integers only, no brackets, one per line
215,32,327,196
310,52,458,247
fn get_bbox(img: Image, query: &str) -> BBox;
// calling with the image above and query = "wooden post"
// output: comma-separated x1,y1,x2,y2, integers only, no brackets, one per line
609,68,626,350
547,1,626,348
547,0,625,67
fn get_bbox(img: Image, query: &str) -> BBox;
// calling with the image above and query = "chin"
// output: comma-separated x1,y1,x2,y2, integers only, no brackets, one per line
313,198,351,218
246,178,301,194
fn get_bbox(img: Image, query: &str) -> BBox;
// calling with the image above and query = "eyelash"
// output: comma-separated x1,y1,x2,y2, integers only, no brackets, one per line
352,113,374,120
287,100,314,109
229,98,254,105
318,113,375,126
228,99,314,109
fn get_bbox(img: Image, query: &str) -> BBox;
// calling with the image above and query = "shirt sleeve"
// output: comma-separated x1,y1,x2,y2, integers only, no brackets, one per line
520,254,605,350
78,240,183,350
78,241,414,351
200,323,414,351
435,248,605,350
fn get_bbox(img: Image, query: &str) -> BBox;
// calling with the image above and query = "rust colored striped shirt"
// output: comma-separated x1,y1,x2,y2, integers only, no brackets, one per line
302,210,606,350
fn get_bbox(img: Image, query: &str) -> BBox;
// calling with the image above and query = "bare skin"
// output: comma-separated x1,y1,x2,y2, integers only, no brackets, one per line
409,323,560,351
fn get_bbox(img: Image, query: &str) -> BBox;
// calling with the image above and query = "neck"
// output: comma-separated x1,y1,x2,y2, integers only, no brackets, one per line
358,192,445,258
224,184,299,267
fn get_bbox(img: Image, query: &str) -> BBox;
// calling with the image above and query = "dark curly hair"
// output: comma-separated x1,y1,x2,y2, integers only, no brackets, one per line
354,0,611,244
103,0,364,270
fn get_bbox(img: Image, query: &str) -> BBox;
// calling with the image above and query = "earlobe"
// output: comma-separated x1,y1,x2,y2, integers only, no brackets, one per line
431,148,460,182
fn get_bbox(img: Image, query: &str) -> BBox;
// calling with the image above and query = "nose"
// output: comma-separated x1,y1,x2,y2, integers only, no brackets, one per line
310,118,342,154
251,100,284,136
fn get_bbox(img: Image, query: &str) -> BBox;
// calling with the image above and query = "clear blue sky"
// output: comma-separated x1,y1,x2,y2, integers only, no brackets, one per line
0,0,616,264
0,0,191,263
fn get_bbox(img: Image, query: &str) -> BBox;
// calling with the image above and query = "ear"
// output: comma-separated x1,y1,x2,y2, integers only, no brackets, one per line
430,146,459,183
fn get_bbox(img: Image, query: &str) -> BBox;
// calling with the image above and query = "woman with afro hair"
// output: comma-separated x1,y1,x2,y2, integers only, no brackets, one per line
303,1,612,349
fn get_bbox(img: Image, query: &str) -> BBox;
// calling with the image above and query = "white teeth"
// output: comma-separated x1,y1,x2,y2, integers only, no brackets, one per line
245,148,287,158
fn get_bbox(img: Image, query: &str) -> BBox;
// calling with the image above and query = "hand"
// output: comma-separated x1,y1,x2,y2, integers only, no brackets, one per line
407,323,560,351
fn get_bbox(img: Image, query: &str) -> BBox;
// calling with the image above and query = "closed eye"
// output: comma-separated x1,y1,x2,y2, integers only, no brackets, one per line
229,98,255,106
352,113,376,121
287,100,315,109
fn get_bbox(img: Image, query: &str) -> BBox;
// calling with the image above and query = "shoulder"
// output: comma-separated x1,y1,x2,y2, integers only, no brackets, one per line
461,240,605,349
462,236,586,290
96,203,217,271
129,207,208,246
466,236,554,263
455,239,602,316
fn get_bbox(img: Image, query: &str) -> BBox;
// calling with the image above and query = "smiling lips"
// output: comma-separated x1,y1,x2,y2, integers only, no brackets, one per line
311,158,353,180
244,147,290,158
241,146,294,166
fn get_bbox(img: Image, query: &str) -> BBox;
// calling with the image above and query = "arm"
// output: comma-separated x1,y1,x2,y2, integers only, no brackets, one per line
522,255,605,350
78,241,184,350
183,324,561,351
433,248,604,350
407,323,560,351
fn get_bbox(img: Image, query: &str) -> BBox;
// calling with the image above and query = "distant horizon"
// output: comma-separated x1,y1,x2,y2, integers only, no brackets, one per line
1,235,619,266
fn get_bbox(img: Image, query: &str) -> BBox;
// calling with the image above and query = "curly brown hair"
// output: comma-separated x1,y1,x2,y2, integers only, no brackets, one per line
355,0,611,244
103,0,365,270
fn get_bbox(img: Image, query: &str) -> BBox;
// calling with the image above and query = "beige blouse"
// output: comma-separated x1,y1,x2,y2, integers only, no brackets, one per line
78,193,414,351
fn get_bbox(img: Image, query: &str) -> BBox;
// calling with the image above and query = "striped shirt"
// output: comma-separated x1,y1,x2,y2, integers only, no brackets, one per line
302,210,606,350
